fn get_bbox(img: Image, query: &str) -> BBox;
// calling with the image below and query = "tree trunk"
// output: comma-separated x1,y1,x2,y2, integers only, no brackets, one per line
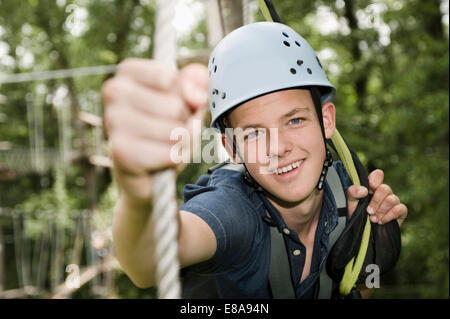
218,0,244,34
343,0,368,113
207,0,244,163
207,0,225,48
422,0,445,40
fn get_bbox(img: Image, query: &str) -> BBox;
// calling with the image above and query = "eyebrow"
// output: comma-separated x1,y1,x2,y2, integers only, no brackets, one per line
283,107,310,118
241,107,311,131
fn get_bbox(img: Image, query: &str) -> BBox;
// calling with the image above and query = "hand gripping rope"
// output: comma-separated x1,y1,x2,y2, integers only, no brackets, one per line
151,0,181,299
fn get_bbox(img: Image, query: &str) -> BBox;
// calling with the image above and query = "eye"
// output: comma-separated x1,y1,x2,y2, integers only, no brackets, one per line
245,128,265,140
288,118,303,125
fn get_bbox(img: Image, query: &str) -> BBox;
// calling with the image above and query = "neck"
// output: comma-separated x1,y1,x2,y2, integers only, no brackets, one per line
266,188,323,242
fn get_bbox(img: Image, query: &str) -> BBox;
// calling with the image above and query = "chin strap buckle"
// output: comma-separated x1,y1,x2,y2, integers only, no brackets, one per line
317,149,333,191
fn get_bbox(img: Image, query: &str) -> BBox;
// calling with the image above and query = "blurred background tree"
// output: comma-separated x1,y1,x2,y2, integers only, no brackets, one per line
0,0,448,298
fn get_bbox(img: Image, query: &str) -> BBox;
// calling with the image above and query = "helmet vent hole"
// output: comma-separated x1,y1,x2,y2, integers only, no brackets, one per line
221,92,226,99
212,101,216,108
290,68,296,74
283,41,290,47
212,89,218,95
282,32,289,38
297,59,303,66
212,57,215,64
295,41,301,47
307,68,312,74
214,65,217,73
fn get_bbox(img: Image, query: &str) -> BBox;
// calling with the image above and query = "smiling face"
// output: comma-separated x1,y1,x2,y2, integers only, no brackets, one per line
223,89,336,205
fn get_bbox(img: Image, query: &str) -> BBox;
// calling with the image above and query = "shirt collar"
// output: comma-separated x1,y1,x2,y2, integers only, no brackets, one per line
257,180,340,238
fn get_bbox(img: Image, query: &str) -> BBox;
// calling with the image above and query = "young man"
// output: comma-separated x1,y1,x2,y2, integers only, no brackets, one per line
102,22,407,298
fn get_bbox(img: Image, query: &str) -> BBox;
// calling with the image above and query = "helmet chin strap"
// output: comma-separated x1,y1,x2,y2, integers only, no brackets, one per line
309,86,333,191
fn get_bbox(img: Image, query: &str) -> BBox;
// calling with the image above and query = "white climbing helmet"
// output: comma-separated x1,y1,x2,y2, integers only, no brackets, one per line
208,22,336,132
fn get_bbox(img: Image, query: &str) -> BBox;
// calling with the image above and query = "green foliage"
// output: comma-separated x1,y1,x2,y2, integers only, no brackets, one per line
16,167,77,239
178,14,208,52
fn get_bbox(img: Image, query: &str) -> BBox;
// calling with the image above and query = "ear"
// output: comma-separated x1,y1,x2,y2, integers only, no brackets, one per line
321,102,336,139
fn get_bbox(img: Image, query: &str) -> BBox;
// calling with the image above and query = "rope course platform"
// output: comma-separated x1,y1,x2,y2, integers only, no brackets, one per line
0,207,117,298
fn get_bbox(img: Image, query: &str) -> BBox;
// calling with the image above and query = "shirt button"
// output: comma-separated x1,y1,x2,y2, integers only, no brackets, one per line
293,249,301,256
283,228,290,235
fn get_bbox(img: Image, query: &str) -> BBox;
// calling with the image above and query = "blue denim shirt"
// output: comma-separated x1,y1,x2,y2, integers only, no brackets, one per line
180,161,352,299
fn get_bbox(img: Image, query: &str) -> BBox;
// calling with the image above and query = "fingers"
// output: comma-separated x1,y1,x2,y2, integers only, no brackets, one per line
178,63,209,109
105,101,199,175
368,169,384,194
109,134,178,203
179,79,209,109
346,185,368,219
115,58,209,111
367,183,392,222
103,77,191,122
105,104,188,144
110,133,175,175
116,58,178,91
379,194,400,215
378,203,408,227
368,193,399,224
103,61,209,121
367,183,408,226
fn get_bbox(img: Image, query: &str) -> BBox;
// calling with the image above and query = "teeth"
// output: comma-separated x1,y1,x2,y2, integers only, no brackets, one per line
275,160,303,175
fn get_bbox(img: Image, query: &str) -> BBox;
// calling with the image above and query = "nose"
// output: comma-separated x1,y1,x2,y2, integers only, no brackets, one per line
268,128,293,158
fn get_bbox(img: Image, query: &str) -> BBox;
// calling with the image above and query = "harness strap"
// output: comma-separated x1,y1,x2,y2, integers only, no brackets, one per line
318,166,347,299
325,164,347,216
318,218,346,298
269,226,296,299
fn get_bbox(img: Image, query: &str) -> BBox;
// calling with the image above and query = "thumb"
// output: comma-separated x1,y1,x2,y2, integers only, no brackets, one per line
347,185,368,219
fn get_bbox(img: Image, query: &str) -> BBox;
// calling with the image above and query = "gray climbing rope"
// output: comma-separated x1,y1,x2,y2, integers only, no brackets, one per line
151,0,181,299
